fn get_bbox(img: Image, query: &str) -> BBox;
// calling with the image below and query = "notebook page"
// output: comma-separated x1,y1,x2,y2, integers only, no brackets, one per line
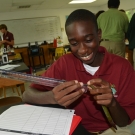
0,131,26,135
0,105,74,135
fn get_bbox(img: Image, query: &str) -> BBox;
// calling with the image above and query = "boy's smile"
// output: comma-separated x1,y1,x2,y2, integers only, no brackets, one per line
80,52,93,61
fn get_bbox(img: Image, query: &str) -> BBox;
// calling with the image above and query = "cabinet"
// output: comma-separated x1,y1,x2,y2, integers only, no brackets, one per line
14,44,53,67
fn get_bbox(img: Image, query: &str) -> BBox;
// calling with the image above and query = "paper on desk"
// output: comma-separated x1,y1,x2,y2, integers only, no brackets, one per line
0,64,20,70
0,131,25,135
0,105,74,135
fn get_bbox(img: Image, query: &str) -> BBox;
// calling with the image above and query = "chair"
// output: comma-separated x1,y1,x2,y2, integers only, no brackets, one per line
63,45,71,53
0,97,22,107
0,78,25,98
27,42,46,70
14,53,23,62
54,47,65,60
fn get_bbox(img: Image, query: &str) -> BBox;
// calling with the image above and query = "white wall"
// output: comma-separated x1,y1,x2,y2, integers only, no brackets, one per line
0,7,98,46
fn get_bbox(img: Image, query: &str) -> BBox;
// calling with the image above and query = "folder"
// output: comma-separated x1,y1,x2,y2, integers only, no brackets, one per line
69,115,82,135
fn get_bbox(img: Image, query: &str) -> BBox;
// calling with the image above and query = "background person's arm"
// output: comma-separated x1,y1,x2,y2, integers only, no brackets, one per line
2,39,14,46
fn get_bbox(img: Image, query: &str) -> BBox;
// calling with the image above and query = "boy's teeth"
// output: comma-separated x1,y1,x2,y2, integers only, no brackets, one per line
83,55,88,58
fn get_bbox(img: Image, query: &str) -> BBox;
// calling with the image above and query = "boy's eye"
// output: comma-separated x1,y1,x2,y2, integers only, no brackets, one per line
71,43,78,46
70,41,78,46
86,39,93,43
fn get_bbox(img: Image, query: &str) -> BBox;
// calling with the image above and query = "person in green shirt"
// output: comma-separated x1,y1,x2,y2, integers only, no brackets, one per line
97,0,129,58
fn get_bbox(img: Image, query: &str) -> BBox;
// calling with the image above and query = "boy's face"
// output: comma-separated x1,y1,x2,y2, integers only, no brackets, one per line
0,28,6,34
66,20,101,66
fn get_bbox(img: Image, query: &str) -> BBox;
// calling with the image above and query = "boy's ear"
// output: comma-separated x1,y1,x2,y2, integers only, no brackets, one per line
97,29,102,41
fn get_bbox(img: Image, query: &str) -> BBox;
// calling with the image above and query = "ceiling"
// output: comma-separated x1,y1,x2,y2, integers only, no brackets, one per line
0,0,108,13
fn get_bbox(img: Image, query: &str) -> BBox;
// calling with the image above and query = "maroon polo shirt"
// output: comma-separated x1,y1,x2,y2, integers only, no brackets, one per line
31,46,135,132
3,31,14,48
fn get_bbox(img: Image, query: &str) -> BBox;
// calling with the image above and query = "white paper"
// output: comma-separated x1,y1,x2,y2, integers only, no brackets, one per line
0,105,74,135
0,131,25,135
0,64,20,70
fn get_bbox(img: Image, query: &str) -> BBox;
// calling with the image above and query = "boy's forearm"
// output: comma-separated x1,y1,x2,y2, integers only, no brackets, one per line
108,98,130,127
22,88,57,105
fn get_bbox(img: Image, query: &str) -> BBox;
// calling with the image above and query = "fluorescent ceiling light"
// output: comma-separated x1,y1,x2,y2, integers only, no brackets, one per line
69,0,96,4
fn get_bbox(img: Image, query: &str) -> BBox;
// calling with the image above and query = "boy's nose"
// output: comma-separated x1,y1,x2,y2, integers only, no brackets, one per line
78,43,88,55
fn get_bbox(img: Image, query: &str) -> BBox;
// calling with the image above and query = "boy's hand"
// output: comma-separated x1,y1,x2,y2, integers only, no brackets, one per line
1,40,6,43
87,78,116,107
52,80,85,107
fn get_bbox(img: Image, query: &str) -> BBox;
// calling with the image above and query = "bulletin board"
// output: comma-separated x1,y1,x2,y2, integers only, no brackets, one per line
0,17,62,45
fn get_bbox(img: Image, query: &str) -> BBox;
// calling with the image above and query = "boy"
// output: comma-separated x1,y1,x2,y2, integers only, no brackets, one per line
0,24,14,48
23,9,135,135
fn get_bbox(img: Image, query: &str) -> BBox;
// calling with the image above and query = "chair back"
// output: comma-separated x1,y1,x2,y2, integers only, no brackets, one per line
55,47,65,57
28,42,40,55
15,53,21,59
55,47,65,60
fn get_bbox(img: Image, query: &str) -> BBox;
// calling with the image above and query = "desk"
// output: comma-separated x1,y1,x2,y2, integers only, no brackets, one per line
0,77,25,96
14,44,53,66
0,52,29,72
0,62,29,72
11,62,29,72
0,103,91,135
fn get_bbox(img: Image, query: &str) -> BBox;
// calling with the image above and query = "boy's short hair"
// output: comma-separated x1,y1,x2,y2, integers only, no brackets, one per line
65,9,98,31
0,24,7,30
108,0,120,8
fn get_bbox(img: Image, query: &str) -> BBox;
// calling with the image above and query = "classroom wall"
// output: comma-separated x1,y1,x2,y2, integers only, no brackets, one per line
0,0,135,46
0,7,98,46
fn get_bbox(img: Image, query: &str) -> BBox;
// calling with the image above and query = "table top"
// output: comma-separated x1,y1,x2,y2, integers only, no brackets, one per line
12,62,29,72
0,62,29,72
0,77,24,87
